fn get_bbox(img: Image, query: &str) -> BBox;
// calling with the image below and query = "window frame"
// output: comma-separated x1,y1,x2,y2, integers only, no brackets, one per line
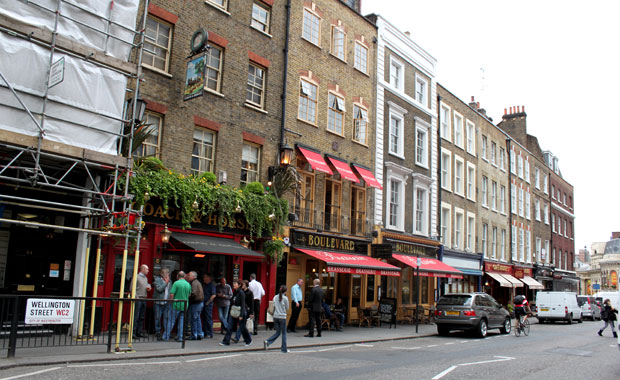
327,92,345,135
481,175,488,207
481,135,488,161
330,25,346,61
388,103,406,158
492,226,498,259
143,15,173,73
324,177,343,232
490,141,497,166
190,127,216,175
133,111,162,159
205,44,224,93
499,147,506,171
454,208,464,250
298,78,318,125
413,185,428,235
481,223,488,257
206,0,228,11
389,56,405,92
350,184,367,236
440,148,452,191
440,203,451,247
440,103,452,141
353,41,368,74
294,160,316,226
466,163,476,202
246,62,266,109
491,180,497,211
465,120,476,155
387,177,405,231
454,112,464,149
240,142,261,186
415,119,430,168
454,155,465,197
466,213,475,252
250,1,271,34
352,103,369,145
414,74,428,107
302,8,321,46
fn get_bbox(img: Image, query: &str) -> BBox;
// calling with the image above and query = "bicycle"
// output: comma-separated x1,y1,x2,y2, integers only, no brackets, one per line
514,314,530,337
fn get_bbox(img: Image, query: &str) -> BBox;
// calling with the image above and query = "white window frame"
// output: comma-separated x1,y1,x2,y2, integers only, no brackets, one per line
454,208,464,250
511,225,517,261
511,183,517,214
330,25,346,61
251,1,271,34
454,112,464,149
134,111,162,158
519,227,525,262
535,167,540,189
246,62,266,108
388,102,407,158
353,104,369,145
499,147,506,171
501,229,506,261
302,8,321,46
490,142,497,166
440,103,451,141
525,191,531,220
466,120,476,155
440,148,452,191
510,149,516,174
385,163,411,232
481,175,488,207
481,223,488,257
241,142,261,186
327,92,345,135
535,237,542,263
415,118,430,168
491,180,497,211
144,16,173,74
551,185,556,199
207,0,228,11
466,162,476,201
454,155,465,197
526,230,531,263
545,240,550,264
543,175,548,194
389,56,404,92
298,78,318,125
415,74,428,106
492,226,498,259
466,213,475,253
544,204,549,224
441,202,452,247
353,41,368,74
481,135,488,161
535,199,541,221
518,187,524,217
190,127,216,175
413,184,429,236
525,159,530,183
500,185,506,214
518,154,524,179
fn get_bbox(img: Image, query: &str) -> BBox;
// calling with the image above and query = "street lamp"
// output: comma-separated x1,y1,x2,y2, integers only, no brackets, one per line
279,142,294,166
160,224,172,244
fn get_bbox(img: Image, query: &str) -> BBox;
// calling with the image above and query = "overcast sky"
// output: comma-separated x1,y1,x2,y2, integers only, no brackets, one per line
362,0,620,251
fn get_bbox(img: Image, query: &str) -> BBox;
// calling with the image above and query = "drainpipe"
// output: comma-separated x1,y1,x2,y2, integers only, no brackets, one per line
279,0,292,154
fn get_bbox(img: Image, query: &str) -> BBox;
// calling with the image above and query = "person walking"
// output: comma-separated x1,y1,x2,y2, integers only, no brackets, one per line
215,277,233,334
187,271,204,340
248,273,265,335
305,279,324,338
287,278,304,333
202,273,216,338
233,280,254,343
264,285,290,353
162,271,191,342
220,280,252,347
152,268,171,340
598,299,618,337
133,264,151,338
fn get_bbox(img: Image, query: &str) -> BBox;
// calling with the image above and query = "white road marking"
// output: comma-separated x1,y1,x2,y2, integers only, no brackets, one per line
292,350,317,353
0,367,61,380
444,342,455,345
355,343,374,347
68,361,180,368
427,344,438,347
186,354,242,363
432,356,516,379
391,346,421,350
318,345,352,352
432,365,457,379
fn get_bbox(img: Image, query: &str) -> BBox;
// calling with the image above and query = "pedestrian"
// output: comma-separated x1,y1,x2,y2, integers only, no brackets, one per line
202,273,216,338
153,268,171,340
333,297,346,330
215,277,233,335
305,278,324,338
287,278,304,333
248,273,265,335
162,271,191,342
598,299,618,338
133,264,151,338
322,300,342,331
187,271,204,340
233,280,254,343
220,280,252,347
264,285,290,353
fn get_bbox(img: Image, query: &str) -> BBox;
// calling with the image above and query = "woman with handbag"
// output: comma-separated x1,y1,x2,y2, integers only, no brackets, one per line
264,285,290,353
597,299,618,338
220,280,252,346
232,280,254,343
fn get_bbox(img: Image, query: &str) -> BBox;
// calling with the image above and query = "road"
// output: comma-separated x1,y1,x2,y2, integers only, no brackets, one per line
1,320,619,379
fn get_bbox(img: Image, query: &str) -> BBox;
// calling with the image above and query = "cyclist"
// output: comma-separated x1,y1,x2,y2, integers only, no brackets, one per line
514,294,531,329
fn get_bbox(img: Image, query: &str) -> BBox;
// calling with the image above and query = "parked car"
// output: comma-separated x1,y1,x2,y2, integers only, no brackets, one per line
434,292,511,338
536,291,582,324
578,295,601,320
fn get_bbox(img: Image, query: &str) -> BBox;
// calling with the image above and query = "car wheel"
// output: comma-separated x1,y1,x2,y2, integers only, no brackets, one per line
499,318,511,334
578,316,583,323
437,326,450,336
477,319,488,338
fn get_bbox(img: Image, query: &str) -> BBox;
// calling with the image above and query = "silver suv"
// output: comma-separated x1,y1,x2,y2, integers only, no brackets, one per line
578,295,601,320
434,292,512,338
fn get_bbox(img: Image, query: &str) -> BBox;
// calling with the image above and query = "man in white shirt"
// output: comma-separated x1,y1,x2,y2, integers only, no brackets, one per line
248,273,265,335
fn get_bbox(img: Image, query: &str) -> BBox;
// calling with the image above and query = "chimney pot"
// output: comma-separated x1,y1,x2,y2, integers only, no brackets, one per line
510,107,513,114
522,105,525,112
504,108,507,115
471,96,475,102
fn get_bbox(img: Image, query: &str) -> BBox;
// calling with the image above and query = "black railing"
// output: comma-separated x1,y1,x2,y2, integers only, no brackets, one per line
292,206,372,238
0,295,187,358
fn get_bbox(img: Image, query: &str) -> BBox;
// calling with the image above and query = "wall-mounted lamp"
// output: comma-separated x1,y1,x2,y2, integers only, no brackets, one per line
279,142,294,166
240,236,250,248
125,92,147,124
160,224,172,244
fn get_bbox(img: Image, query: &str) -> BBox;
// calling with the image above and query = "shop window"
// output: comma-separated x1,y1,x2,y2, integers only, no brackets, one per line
324,178,342,232
401,266,411,305
366,275,375,303
351,274,361,308
384,274,398,299
351,185,366,236
294,161,315,228
421,277,429,304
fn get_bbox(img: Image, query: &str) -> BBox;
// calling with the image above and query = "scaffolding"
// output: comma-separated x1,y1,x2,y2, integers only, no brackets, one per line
0,0,150,351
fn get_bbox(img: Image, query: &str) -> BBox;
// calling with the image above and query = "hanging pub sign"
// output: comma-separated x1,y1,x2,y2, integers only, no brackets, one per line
183,54,206,100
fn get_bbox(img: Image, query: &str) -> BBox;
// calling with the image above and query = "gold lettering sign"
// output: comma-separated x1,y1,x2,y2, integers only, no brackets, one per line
393,242,426,256
485,262,512,274
305,233,356,252
141,202,251,232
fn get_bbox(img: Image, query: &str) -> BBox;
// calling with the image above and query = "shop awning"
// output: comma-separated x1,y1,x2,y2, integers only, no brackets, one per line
455,267,483,277
171,233,264,258
297,147,333,175
487,272,512,287
352,164,383,190
327,157,359,183
296,248,400,277
392,254,463,279
501,274,524,288
521,276,544,290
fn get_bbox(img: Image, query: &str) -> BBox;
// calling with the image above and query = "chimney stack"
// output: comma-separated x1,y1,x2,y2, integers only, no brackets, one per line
469,96,478,110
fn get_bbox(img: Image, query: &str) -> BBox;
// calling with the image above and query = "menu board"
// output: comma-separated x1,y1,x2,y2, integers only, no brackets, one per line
379,297,397,328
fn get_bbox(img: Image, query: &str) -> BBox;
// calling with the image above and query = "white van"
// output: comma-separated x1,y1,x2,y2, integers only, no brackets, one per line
536,291,582,324
593,291,620,310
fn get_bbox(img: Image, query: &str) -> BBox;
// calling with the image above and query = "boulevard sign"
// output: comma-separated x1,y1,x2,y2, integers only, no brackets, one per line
25,298,75,324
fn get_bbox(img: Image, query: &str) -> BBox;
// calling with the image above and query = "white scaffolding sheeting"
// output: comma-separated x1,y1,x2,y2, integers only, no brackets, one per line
0,33,127,155
3,0,139,60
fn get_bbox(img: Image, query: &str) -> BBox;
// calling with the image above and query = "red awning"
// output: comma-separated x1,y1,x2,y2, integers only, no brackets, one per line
297,248,400,277
327,157,359,183
298,147,333,175
352,164,382,190
392,254,463,279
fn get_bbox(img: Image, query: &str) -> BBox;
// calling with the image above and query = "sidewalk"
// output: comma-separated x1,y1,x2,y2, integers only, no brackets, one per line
0,323,437,369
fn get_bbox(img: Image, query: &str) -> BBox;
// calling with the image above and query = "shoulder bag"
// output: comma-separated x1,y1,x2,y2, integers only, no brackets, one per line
267,300,275,315
230,305,241,318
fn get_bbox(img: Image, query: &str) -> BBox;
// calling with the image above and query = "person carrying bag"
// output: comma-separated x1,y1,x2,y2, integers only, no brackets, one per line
597,299,618,338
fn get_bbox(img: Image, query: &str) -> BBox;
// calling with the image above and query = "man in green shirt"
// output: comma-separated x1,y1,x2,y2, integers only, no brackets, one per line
162,271,191,342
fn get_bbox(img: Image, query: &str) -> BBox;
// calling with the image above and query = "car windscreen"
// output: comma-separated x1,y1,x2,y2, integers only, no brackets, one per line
577,296,588,303
437,295,473,306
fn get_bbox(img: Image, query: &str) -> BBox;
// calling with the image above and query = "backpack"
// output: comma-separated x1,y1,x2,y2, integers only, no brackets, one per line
513,295,525,305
